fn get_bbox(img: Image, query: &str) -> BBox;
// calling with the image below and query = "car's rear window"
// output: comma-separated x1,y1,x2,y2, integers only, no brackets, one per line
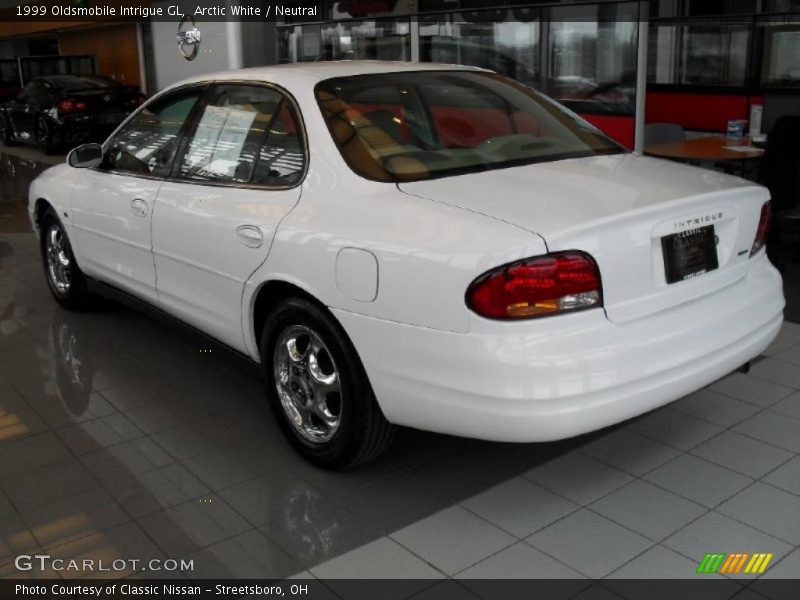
315,70,624,183
51,75,120,92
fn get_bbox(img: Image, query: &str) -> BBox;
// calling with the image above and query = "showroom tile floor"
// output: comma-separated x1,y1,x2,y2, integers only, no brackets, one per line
2,234,800,593
1,151,799,595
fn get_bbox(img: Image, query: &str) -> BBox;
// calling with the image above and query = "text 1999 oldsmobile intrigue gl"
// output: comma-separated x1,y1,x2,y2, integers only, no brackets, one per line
28,62,784,468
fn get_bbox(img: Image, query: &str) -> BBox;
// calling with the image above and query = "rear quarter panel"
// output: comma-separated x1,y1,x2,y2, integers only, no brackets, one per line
242,178,547,359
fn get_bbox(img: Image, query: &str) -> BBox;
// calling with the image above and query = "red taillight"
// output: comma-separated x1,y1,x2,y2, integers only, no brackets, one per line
58,99,86,113
57,99,74,114
750,201,772,257
467,251,603,319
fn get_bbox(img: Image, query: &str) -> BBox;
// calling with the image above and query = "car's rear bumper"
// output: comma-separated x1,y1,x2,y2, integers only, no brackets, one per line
333,253,784,443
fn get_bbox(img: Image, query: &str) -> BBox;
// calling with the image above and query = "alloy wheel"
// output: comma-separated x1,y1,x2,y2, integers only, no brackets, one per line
45,224,71,294
273,324,342,443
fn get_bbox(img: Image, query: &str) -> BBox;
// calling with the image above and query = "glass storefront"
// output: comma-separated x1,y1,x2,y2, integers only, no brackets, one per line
322,19,411,61
277,2,641,117
760,19,800,87
275,0,800,131
419,9,541,88
279,19,410,62
549,3,638,114
648,21,751,86
278,24,322,63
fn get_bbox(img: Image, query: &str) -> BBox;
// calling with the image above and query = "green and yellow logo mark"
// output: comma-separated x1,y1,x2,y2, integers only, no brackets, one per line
697,552,773,575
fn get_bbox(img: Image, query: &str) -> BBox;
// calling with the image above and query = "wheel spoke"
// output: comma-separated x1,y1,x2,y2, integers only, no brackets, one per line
312,389,339,428
308,350,337,387
286,336,306,363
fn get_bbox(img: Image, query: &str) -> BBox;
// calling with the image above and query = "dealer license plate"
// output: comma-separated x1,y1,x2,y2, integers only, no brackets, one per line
661,225,719,284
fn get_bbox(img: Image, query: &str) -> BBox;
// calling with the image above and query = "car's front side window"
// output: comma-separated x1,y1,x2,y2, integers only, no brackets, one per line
175,84,305,187
105,88,203,177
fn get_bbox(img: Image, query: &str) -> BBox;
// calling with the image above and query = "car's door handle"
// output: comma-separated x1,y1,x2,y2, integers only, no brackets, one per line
131,198,149,217
236,225,264,248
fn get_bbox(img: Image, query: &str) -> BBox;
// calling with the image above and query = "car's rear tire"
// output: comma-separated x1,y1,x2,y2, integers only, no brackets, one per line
35,117,55,154
40,208,98,310
0,115,17,146
260,296,395,469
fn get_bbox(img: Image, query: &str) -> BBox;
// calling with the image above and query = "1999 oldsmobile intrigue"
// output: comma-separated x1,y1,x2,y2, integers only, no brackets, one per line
28,62,784,468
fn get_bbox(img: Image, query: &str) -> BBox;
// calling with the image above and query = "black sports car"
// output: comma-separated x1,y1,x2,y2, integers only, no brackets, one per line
0,74,145,154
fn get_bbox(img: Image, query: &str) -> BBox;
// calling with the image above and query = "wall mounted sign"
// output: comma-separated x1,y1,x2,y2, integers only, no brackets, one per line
177,15,202,61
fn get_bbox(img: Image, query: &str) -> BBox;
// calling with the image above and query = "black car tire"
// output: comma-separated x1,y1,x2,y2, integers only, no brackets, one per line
35,116,56,154
0,114,17,146
40,207,98,310
260,297,395,469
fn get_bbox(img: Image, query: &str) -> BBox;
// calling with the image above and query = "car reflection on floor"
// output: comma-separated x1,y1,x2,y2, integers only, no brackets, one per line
0,152,51,234
45,309,355,569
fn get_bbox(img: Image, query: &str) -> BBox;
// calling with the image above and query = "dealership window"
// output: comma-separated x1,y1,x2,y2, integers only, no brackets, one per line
419,8,541,88
684,0,759,15
321,19,411,61
278,24,323,63
760,21,800,87
106,88,203,177
648,21,751,86
20,55,95,81
0,61,18,89
763,0,800,11
548,2,639,115
176,85,305,186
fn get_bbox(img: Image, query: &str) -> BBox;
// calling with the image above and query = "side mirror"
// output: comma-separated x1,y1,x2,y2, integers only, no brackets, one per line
68,143,103,169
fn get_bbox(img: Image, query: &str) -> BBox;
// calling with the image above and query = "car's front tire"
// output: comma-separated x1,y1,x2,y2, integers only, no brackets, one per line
40,208,97,310
261,297,395,469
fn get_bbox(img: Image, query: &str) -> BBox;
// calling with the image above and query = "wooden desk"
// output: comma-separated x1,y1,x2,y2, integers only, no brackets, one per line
644,135,765,163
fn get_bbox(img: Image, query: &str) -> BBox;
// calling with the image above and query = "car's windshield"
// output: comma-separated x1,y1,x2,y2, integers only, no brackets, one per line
316,70,625,183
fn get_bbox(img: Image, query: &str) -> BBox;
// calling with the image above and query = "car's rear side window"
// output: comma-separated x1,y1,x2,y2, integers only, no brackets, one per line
175,84,305,187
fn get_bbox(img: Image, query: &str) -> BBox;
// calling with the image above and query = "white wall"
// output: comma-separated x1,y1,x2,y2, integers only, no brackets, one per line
150,17,237,90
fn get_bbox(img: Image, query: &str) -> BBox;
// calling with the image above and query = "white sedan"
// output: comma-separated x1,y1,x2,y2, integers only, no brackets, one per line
28,62,784,468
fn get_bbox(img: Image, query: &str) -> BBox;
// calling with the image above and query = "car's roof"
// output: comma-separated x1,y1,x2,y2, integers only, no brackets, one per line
170,61,484,91
42,74,100,81
40,74,119,85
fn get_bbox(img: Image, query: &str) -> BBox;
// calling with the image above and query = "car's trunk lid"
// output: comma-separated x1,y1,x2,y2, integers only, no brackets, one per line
398,153,769,323
70,88,131,112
